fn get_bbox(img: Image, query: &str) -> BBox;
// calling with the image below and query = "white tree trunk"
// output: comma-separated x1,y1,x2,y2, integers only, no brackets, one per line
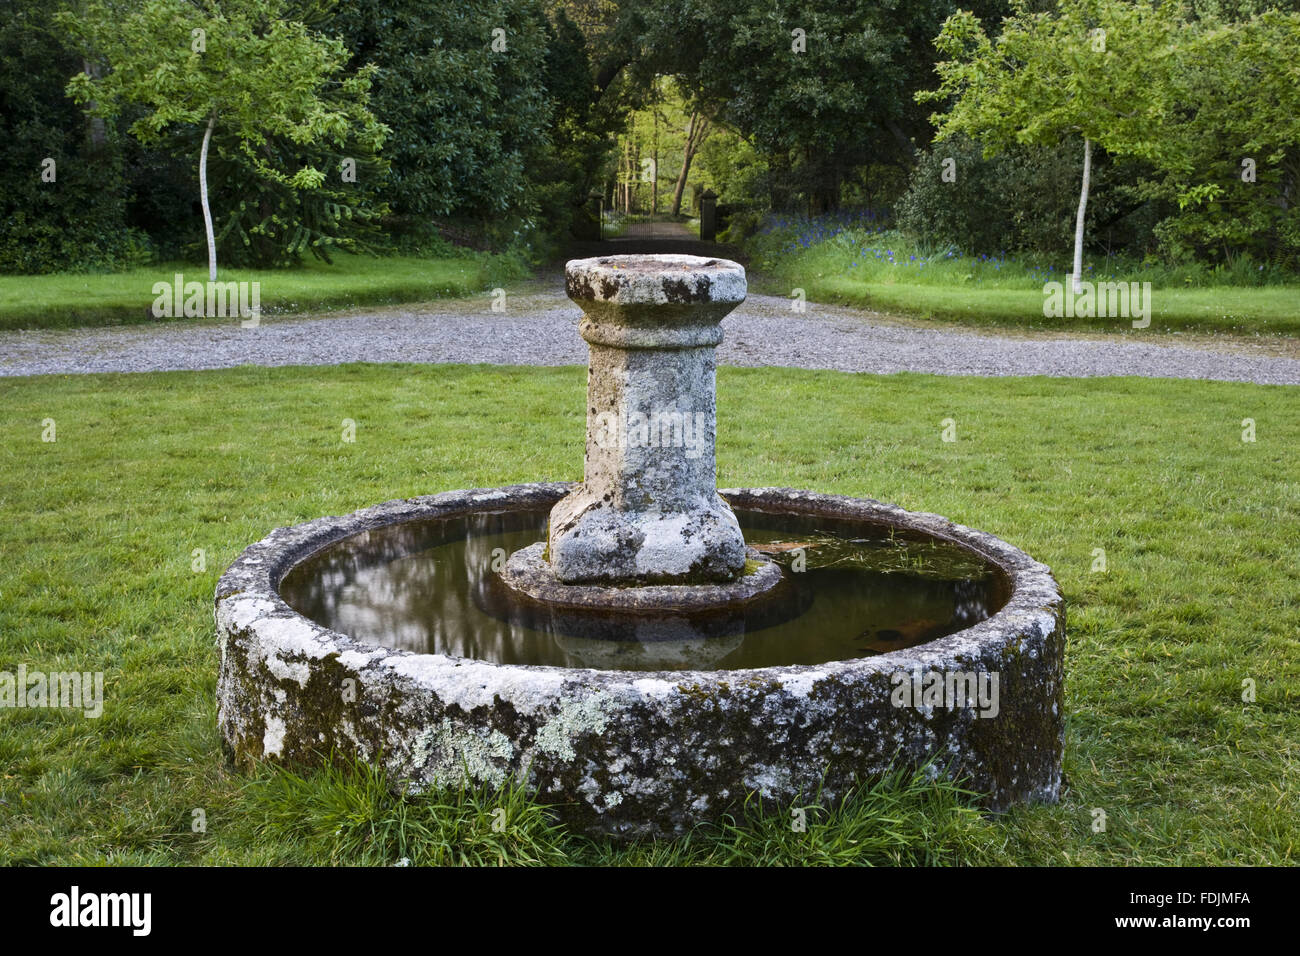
81,59,107,150
1072,137,1091,295
200,112,217,282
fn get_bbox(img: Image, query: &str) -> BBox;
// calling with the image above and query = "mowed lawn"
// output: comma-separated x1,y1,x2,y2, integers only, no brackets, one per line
791,275,1300,336
1,363,1296,865
743,227,1300,336
0,251,526,331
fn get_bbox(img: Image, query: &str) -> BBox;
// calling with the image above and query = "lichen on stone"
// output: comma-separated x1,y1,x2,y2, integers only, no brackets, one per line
534,692,620,761
413,718,515,789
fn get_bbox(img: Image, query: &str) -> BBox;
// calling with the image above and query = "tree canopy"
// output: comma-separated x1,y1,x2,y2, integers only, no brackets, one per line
62,0,389,276
5,0,1299,274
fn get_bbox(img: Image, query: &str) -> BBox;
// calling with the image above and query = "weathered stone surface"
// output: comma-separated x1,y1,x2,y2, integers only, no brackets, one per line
548,255,748,585
498,542,782,613
216,483,1066,840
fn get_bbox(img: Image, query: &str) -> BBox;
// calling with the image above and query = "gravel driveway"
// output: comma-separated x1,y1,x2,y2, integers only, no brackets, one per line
3,279,1297,385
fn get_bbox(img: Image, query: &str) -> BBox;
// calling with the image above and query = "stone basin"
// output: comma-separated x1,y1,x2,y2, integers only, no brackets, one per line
215,484,1064,839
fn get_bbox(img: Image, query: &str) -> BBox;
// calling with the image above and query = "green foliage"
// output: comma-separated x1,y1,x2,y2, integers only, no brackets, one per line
318,1,619,257
897,136,1072,255
61,0,390,271
0,0,134,274
120,136,201,263
696,130,769,208
8,0,1297,276
207,121,391,269
1149,10,1300,267
325,0,580,252
610,78,713,217
5,0,615,272
922,0,1182,161
636,0,969,212
897,134,1160,258
535,10,621,239
745,217,1300,332
919,0,1300,270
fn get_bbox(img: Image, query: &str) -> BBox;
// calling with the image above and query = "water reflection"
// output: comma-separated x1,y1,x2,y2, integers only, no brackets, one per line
280,508,1008,671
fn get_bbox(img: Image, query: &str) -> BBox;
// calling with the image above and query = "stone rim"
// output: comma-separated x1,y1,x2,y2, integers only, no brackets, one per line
216,482,1055,685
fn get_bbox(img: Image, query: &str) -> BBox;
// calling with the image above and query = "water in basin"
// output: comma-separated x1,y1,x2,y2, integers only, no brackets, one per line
280,507,1008,672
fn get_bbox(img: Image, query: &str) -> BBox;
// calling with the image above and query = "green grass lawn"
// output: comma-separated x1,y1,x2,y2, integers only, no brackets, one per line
747,226,1300,336
1,363,1297,864
0,251,528,331
771,275,1300,336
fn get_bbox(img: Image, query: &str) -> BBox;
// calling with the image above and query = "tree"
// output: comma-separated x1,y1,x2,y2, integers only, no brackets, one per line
630,0,966,213
1151,9,1300,266
671,110,710,216
920,0,1183,290
324,0,556,241
0,0,132,274
537,8,623,240
62,0,388,279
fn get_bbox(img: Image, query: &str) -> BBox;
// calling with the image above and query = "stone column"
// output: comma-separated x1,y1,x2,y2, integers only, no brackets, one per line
549,255,747,584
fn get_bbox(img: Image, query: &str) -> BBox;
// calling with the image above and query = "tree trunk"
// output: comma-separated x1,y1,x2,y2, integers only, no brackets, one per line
652,109,659,219
671,111,709,217
769,149,792,213
1072,137,1091,295
626,134,635,214
669,141,691,217
886,119,916,165
595,55,630,95
624,136,632,214
617,138,625,214
200,112,218,282
81,59,107,152
809,153,840,214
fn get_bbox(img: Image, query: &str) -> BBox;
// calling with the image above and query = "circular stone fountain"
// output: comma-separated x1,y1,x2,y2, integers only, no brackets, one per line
217,254,1065,839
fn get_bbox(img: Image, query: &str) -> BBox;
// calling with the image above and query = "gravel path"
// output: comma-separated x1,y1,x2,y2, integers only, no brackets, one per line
3,277,1297,384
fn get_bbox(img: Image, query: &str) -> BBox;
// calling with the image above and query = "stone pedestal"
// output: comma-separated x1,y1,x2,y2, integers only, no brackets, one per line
549,255,747,584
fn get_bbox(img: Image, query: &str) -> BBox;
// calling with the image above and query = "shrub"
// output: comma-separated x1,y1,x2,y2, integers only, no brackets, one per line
897,135,1080,257
896,134,1162,260
0,0,134,274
